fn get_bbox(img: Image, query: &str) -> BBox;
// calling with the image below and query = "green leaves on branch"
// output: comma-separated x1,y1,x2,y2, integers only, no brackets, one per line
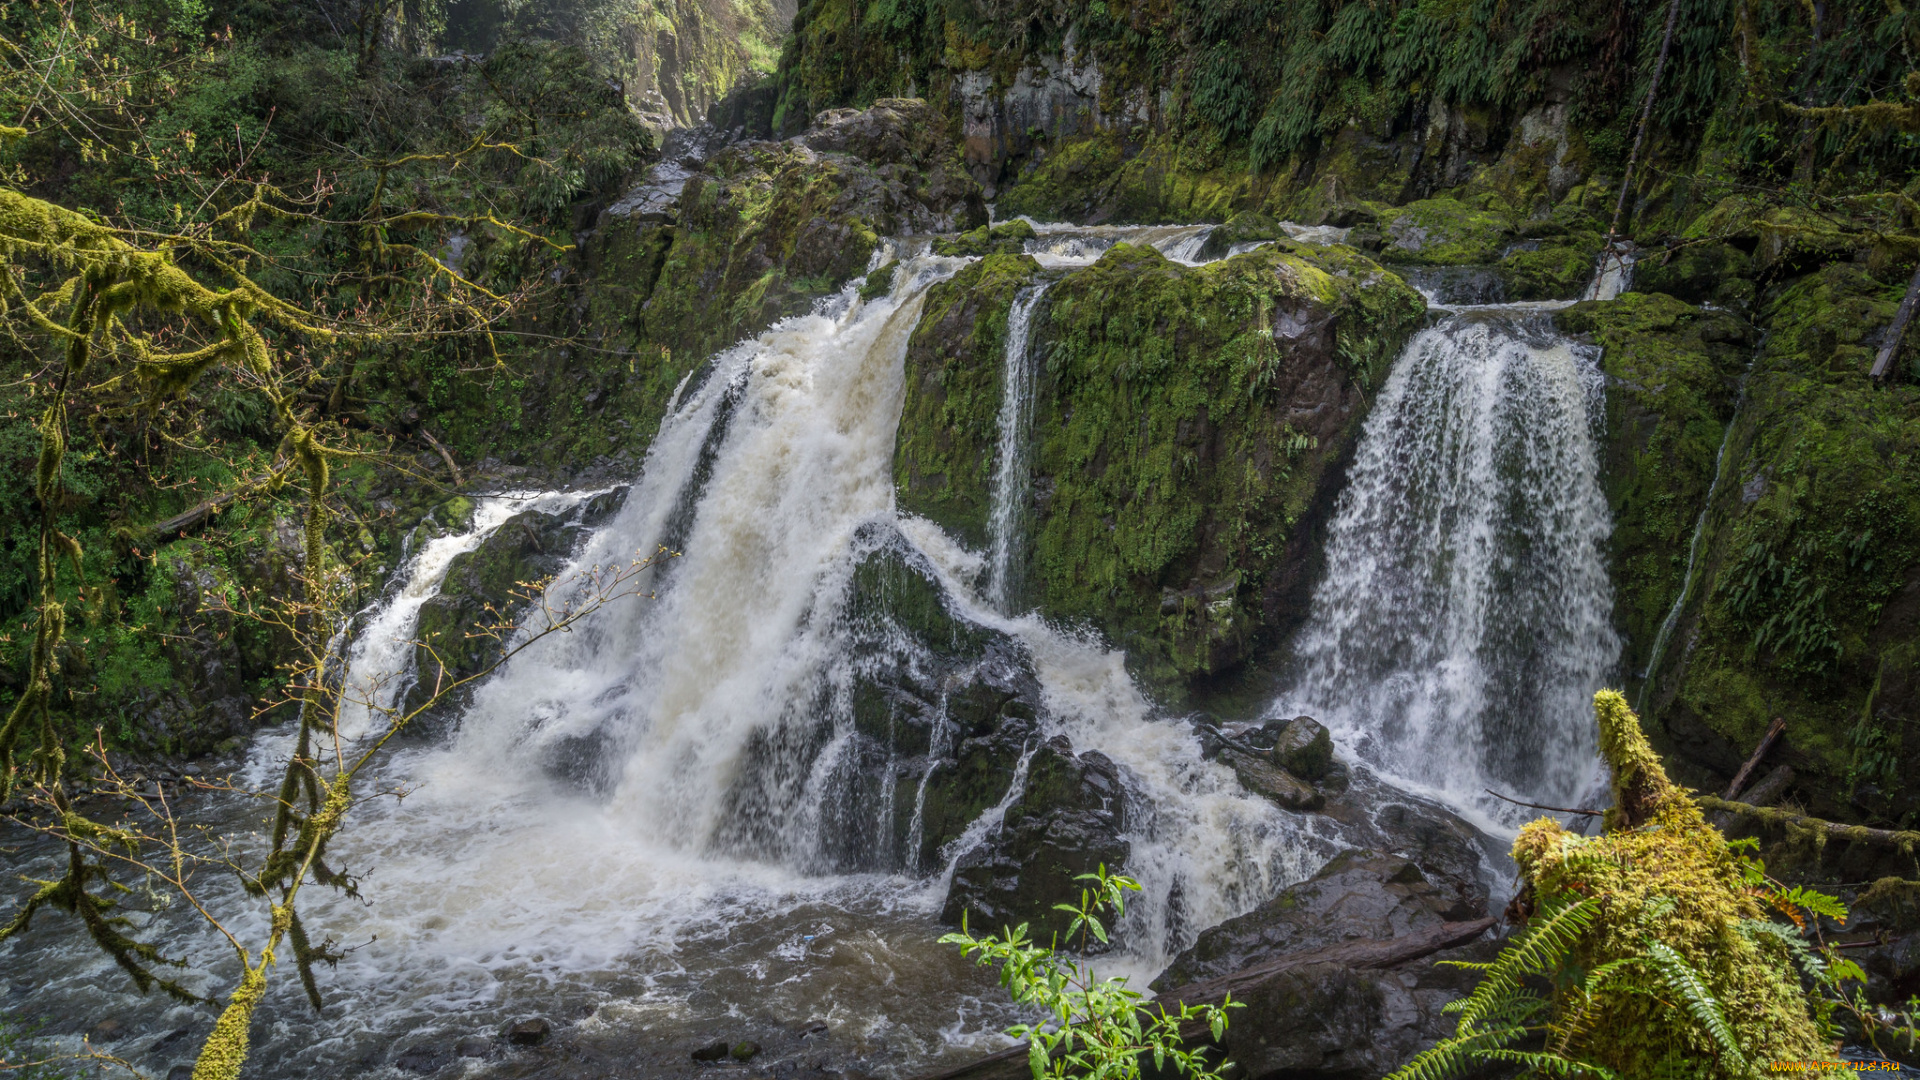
941,867,1240,1080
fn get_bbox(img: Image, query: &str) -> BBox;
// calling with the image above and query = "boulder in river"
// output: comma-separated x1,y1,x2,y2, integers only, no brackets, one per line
941,735,1129,941
1265,715,1333,780
1151,849,1487,990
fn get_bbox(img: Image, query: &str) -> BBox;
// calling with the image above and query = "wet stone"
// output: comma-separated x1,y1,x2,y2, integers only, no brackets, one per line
1268,715,1334,780
456,1035,492,1058
506,1018,552,1046
87,1017,127,1042
692,1039,731,1062
147,1026,192,1054
730,1041,762,1061
393,1045,451,1074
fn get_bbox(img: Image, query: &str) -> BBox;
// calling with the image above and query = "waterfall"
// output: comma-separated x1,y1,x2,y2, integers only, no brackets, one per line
332,489,607,743
1279,303,1619,830
984,283,1050,611
1586,244,1637,301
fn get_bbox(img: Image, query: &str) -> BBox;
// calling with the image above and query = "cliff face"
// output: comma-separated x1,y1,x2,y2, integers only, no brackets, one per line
441,0,796,127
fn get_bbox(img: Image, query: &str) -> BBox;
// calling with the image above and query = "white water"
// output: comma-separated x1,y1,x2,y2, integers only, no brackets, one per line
170,237,1330,1069
1586,243,1637,302
5,223,1451,1078
983,284,1051,612
1277,294,1621,832
331,489,607,744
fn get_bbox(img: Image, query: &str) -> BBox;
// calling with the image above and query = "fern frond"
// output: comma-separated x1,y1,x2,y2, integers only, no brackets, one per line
1453,897,1598,1033
1478,1047,1621,1079
1382,1024,1530,1080
1641,941,1747,1068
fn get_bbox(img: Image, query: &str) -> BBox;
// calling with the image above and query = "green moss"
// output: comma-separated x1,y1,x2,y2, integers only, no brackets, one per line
1375,198,1514,266
1556,292,1753,686
1640,264,1920,819
1024,241,1423,699
930,219,1035,257
894,254,1047,547
1510,692,1829,1077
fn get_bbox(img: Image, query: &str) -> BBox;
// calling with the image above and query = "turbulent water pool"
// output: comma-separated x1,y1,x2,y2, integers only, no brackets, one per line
2,220,1630,1079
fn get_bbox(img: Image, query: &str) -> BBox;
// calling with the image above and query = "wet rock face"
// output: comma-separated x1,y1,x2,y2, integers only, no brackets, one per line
1151,849,1485,991
807,522,1053,877
405,503,605,728
942,735,1130,941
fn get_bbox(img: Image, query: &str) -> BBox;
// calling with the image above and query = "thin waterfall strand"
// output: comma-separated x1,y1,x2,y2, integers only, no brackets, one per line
985,283,1050,611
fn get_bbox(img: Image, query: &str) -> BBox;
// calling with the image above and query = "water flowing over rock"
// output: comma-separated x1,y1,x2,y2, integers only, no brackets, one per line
1280,297,1620,826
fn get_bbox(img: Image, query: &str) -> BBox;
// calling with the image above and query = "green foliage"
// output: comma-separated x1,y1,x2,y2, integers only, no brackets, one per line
0,1013,80,1080
942,867,1241,1080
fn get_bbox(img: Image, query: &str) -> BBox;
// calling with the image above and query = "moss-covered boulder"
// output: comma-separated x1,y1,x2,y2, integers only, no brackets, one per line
941,735,1130,941
818,522,1050,875
407,508,591,723
1631,264,1920,823
1555,292,1755,686
1008,242,1421,703
930,218,1036,257
894,253,1047,547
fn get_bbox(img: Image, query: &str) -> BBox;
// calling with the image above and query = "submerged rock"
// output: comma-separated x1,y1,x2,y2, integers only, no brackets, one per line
505,1018,552,1046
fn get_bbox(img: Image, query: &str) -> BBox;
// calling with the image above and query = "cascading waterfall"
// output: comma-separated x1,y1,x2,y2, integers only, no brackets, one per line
331,489,608,744
983,283,1050,612
4,223,1370,1079
1278,294,1621,830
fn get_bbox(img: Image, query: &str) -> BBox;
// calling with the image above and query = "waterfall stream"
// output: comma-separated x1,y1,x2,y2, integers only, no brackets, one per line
1276,284,1623,831
983,284,1050,611
1,220,1623,1078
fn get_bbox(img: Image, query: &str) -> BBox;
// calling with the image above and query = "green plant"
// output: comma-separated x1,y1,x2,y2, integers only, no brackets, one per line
942,867,1241,1080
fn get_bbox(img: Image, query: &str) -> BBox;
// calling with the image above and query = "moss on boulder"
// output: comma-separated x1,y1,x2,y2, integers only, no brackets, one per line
894,253,1047,547
1023,241,1421,703
1556,292,1754,686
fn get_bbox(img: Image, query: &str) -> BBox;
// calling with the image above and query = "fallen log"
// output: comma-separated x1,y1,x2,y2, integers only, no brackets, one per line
913,917,1497,1080
420,428,464,487
1697,795,1920,853
1724,716,1786,800
1871,263,1920,381
150,467,288,537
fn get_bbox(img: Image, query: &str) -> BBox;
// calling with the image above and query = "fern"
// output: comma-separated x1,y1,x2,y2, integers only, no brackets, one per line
1640,941,1748,1069
1451,897,1599,1033
1382,1024,1531,1080
1477,1048,1621,1078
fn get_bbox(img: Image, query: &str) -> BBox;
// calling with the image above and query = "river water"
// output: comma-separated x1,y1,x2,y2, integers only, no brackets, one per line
3,226,1625,1079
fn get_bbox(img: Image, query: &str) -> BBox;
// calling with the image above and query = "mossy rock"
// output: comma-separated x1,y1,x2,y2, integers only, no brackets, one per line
930,219,1036,257
1555,291,1754,690
1376,198,1514,266
1017,241,1424,703
940,736,1130,941
407,508,587,721
894,253,1047,548
1633,242,1757,314
1634,264,1920,821
822,523,1049,874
